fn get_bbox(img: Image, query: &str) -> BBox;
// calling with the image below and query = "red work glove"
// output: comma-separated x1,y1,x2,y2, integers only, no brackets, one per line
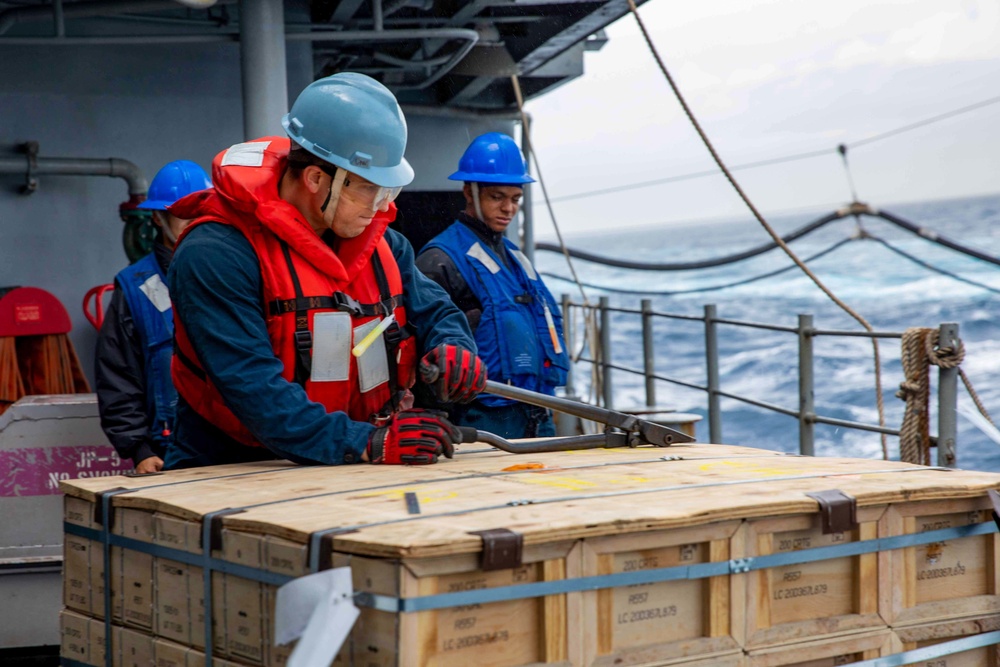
367,409,462,465
419,344,487,403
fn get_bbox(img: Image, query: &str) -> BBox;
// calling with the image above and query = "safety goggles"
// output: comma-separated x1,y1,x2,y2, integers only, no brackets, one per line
321,166,400,212
343,175,402,212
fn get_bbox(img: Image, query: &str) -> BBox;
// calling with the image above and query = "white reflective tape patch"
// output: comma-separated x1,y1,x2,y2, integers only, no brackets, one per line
311,312,351,382
221,141,271,167
467,242,501,274
138,274,171,313
354,319,389,393
511,250,537,280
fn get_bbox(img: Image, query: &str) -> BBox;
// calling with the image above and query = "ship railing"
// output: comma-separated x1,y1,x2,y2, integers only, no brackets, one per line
560,295,959,467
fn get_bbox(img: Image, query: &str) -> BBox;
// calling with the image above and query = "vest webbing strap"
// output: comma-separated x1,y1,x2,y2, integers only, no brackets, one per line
267,293,402,318
279,242,313,388
370,251,406,416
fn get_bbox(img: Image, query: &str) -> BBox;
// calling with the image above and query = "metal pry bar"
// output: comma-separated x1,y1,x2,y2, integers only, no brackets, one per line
457,427,631,453
482,380,694,446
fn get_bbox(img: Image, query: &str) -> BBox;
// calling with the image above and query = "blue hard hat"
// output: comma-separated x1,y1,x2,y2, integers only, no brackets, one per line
282,72,414,188
449,132,535,185
138,160,212,210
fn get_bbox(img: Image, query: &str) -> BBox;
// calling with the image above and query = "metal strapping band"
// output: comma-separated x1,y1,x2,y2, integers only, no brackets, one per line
842,630,1000,667
99,488,133,667
65,523,293,586
352,521,998,613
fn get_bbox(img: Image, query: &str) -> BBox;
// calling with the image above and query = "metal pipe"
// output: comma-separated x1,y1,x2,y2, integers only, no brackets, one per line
520,118,534,263
0,0,183,35
287,28,479,91
599,296,613,409
0,34,234,45
0,154,147,196
641,298,656,408
798,314,815,456
53,0,65,37
937,322,959,468
704,304,722,443
372,0,384,32
239,0,287,140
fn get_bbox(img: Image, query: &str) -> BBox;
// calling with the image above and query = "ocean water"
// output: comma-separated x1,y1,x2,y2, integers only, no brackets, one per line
535,192,1000,472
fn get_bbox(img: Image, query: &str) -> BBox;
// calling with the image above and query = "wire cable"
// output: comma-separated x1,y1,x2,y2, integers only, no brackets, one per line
540,237,854,296
536,210,844,270
546,94,1000,204
625,0,889,457
536,205,1000,271
864,235,1000,296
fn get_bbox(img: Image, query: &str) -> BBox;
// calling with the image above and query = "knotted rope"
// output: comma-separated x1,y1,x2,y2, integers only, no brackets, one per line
896,328,965,464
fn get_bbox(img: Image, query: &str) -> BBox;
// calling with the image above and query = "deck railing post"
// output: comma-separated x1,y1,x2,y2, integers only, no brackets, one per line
641,299,656,408
704,304,722,443
937,322,959,468
798,314,815,456
599,296,613,409
561,294,575,397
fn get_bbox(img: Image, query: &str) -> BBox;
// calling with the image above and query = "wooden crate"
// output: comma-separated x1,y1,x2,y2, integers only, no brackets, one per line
891,613,1000,666
331,542,577,667
736,506,886,648
879,497,1000,626
579,521,742,666
60,609,258,667
59,443,1000,667
744,629,896,667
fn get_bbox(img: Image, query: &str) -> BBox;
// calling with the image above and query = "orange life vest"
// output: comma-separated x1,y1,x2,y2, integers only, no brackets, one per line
170,137,416,447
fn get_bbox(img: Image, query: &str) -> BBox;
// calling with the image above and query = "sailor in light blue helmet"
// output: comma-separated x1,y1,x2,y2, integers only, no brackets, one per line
161,72,479,471
281,72,414,235
417,133,570,440
96,159,210,475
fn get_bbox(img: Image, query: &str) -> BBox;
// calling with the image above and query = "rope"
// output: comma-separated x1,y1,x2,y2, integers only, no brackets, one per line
959,368,995,427
626,0,889,456
896,328,965,465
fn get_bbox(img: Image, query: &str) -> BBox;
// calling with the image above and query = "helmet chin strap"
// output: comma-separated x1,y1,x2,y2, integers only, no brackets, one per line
321,167,348,229
471,182,485,223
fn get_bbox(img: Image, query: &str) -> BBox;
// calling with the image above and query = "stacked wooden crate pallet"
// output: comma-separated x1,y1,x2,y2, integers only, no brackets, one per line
59,442,1000,667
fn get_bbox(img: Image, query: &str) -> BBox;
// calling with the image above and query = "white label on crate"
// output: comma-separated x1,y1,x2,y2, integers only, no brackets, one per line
276,567,359,667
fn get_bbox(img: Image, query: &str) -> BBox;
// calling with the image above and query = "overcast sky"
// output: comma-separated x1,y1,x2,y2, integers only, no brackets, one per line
524,0,1000,238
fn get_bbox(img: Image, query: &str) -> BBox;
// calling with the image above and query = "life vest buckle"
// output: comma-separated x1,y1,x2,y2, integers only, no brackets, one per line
293,329,312,351
331,291,363,316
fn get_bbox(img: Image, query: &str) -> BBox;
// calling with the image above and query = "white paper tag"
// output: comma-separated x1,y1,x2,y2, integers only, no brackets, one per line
275,568,359,667
221,141,271,167
138,274,171,313
354,319,389,393
311,312,351,382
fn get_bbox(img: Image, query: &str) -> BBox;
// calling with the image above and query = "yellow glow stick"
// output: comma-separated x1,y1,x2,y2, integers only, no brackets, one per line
352,313,395,358
543,305,563,354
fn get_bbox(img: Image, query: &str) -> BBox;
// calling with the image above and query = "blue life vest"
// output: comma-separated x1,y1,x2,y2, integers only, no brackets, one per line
424,221,569,406
115,252,177,449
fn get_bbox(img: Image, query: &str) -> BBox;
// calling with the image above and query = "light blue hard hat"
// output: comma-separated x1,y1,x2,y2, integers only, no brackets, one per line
448,132,535,185
282,72,414,189
138,160,212,210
